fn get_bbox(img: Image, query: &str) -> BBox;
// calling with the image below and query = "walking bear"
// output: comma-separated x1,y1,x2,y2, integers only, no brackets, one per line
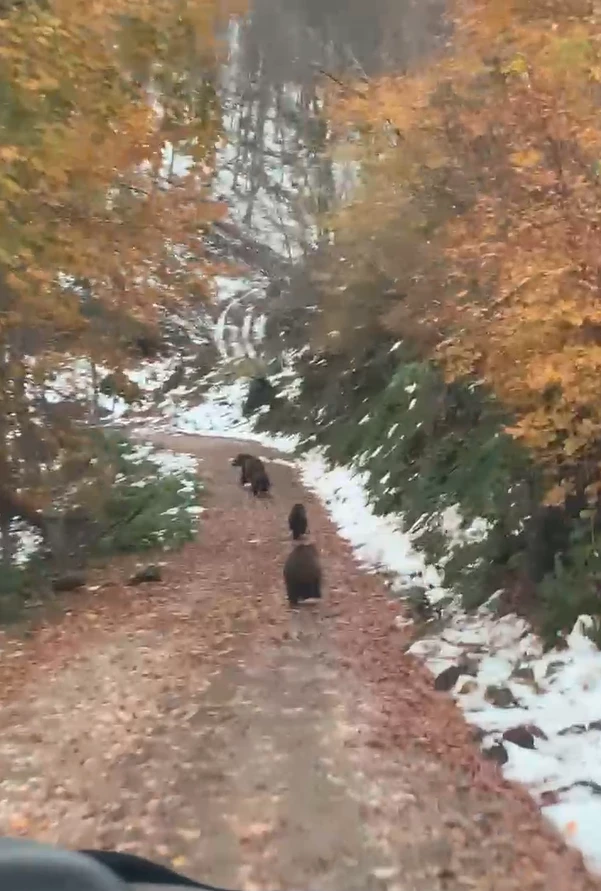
231,453,262,486
288,503,308,540
231,453,271,497
283,543,322,606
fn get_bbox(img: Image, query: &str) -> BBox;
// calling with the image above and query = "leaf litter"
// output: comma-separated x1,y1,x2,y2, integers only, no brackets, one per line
0,434,595,891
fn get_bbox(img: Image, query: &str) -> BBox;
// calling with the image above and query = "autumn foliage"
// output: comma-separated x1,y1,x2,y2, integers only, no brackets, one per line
0,0,240,334
0,0,242,532
324,0,601,505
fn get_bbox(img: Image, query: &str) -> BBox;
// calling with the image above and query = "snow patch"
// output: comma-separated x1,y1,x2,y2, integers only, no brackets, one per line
147,378,299,452
298,453,601,876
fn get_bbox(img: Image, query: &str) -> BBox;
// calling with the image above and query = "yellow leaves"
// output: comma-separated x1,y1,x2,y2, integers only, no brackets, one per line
509,148,543,168
171,856,188,870
326,71,440,140
457,0,515,46
502,54,529,77
0,146,20,163
544,483,569,507
0,0,236,348
0,174,23,197
19,75,60,93
563,436,584,458
322,0,601,482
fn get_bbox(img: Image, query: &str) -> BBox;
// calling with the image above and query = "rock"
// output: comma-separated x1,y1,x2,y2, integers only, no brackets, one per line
503,727,534,749
502,724,546,749
400,585,429,600
482,742,508,765
434,665,463,692
128,565,162,586
434,656,479,692
545,660,565,679
460,656,480,677
484,685,518,708
457,679,478,695
558,723,587,736
51,572,87,593
527,723,547,740
589,719,601,732
511,664,536,684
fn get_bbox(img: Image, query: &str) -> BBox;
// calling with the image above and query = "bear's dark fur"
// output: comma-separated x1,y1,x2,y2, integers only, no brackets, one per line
283,543,322,606
288,503,308,540
250,467,271,497
231,453,264,486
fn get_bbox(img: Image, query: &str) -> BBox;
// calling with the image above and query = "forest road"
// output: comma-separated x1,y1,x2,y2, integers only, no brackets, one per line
0,433,596,891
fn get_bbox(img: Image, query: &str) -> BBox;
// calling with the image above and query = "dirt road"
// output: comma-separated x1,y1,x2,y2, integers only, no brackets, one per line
0,434,597,891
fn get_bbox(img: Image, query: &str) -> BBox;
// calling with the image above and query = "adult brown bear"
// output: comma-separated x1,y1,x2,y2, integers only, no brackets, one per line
283,543,322,606
231,453,264,486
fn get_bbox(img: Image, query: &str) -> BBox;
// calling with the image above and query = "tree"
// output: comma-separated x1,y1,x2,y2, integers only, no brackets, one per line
323,0,601,503
0,0,244,552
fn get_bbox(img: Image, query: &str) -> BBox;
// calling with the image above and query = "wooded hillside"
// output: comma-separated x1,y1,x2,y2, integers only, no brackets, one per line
252,0,601,645
0,0,241,591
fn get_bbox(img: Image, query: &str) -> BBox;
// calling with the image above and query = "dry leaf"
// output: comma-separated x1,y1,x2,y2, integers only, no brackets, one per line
9,814,30,834
176,828,202,841
171,856,189,870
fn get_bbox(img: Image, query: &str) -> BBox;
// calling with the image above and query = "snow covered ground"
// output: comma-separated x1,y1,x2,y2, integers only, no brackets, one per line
147,377,299,451
43,355,185,420
139,376,601,877
5,410,204,568
119,442,204,542
122,441,199,490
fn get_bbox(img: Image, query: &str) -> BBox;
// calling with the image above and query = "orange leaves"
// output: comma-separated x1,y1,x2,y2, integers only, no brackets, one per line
325,69,442,144
0,0,243,376
8,814,30,835
322,0,601,492
0,146,20,163
543,483,571,507
509,148,543,169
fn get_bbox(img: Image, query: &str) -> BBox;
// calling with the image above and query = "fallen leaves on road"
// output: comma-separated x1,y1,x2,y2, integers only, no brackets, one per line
0,435,595,891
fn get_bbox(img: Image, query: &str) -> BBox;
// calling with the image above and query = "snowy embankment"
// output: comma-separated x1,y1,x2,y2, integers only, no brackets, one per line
299,453,601,875
156,377,601,877
9,358,205,568
145,376,298,452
